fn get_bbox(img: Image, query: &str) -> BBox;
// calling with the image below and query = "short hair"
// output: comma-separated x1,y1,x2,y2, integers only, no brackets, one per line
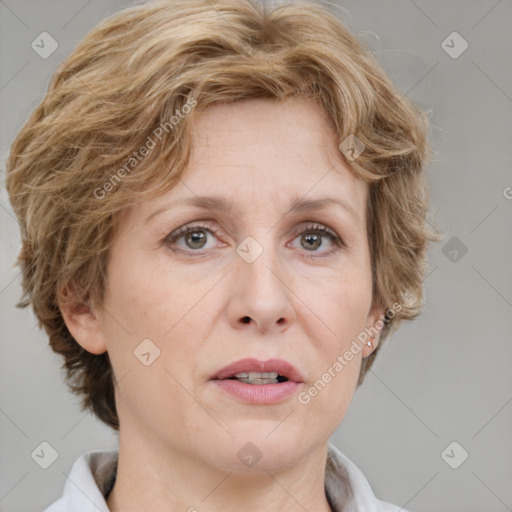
5,0,439,431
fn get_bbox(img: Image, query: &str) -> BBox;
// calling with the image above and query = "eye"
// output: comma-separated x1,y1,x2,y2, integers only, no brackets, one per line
164,221,344,256
164,223,220,253
289,223,344,256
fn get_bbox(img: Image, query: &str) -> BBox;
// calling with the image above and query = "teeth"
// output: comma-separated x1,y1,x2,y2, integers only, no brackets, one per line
234,371,278,379
231,371,281,385
236,378,279,385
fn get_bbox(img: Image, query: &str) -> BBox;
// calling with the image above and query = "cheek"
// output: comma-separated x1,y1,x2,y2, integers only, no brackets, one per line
295,267,372,422
301,265,373,343
291,234,373,328
103,245,201,339
102,250,221,391
298,291,366,430
101,255,211,428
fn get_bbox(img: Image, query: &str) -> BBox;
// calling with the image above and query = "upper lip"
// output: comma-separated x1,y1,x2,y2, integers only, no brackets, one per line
210,358,304,383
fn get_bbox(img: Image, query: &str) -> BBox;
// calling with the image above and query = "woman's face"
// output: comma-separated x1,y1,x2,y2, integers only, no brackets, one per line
92,98,382,472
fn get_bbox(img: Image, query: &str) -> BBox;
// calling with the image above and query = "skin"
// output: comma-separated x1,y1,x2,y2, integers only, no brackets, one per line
61,97,384,512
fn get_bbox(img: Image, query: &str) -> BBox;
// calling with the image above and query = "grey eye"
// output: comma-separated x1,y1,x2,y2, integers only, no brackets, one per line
184,230,208,249
301,233,322,250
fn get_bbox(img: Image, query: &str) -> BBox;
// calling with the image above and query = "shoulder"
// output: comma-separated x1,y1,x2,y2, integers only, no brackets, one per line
42,449,118,512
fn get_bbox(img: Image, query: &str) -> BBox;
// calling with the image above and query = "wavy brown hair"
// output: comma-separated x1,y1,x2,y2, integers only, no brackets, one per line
5,0,439,431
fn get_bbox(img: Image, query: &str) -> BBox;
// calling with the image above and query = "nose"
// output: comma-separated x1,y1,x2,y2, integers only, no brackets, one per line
226,236,296,335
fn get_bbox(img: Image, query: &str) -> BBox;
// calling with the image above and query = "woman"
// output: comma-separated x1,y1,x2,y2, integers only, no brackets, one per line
5,0,438,510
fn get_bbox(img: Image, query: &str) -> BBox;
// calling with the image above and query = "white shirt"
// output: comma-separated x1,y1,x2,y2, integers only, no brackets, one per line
43,444,410,512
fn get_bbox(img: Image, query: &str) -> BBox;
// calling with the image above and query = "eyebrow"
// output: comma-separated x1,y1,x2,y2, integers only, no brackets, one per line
144,195,360,224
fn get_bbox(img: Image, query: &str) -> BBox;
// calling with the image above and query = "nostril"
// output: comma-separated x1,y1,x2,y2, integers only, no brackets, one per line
242,316,251,324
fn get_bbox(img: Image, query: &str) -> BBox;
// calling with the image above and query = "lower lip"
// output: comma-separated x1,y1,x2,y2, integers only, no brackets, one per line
211,379,302,405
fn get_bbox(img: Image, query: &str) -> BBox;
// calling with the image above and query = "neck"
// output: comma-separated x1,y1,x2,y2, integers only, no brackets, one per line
106,433,334,512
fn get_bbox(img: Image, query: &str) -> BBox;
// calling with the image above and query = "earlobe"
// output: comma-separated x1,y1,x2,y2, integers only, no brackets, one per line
364,306,385,356
58,288,108,355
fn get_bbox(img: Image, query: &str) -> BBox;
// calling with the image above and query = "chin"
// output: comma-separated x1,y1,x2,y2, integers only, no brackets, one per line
201,430,318,474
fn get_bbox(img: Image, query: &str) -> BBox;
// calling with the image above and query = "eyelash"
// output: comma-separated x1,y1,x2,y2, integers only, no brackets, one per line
164,222,344,258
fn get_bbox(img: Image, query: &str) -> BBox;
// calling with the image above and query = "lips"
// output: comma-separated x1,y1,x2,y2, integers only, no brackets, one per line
210,358,304,383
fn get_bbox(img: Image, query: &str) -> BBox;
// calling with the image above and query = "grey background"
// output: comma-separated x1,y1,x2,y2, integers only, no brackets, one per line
1,1,511,511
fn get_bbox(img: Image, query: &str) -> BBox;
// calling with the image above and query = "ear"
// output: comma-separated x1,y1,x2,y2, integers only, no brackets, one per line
362,302,386,357
57,285,108,355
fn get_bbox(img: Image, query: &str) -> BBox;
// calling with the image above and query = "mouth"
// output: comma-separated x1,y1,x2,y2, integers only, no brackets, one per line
210,358,304,384
209,358,304,405
224,372,289,385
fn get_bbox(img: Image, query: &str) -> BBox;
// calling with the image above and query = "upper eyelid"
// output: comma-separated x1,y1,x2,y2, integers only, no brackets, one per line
169,220,336,236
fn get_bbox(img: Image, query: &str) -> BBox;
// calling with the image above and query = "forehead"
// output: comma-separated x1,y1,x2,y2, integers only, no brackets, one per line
188,98,352,181
137,98,368,225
